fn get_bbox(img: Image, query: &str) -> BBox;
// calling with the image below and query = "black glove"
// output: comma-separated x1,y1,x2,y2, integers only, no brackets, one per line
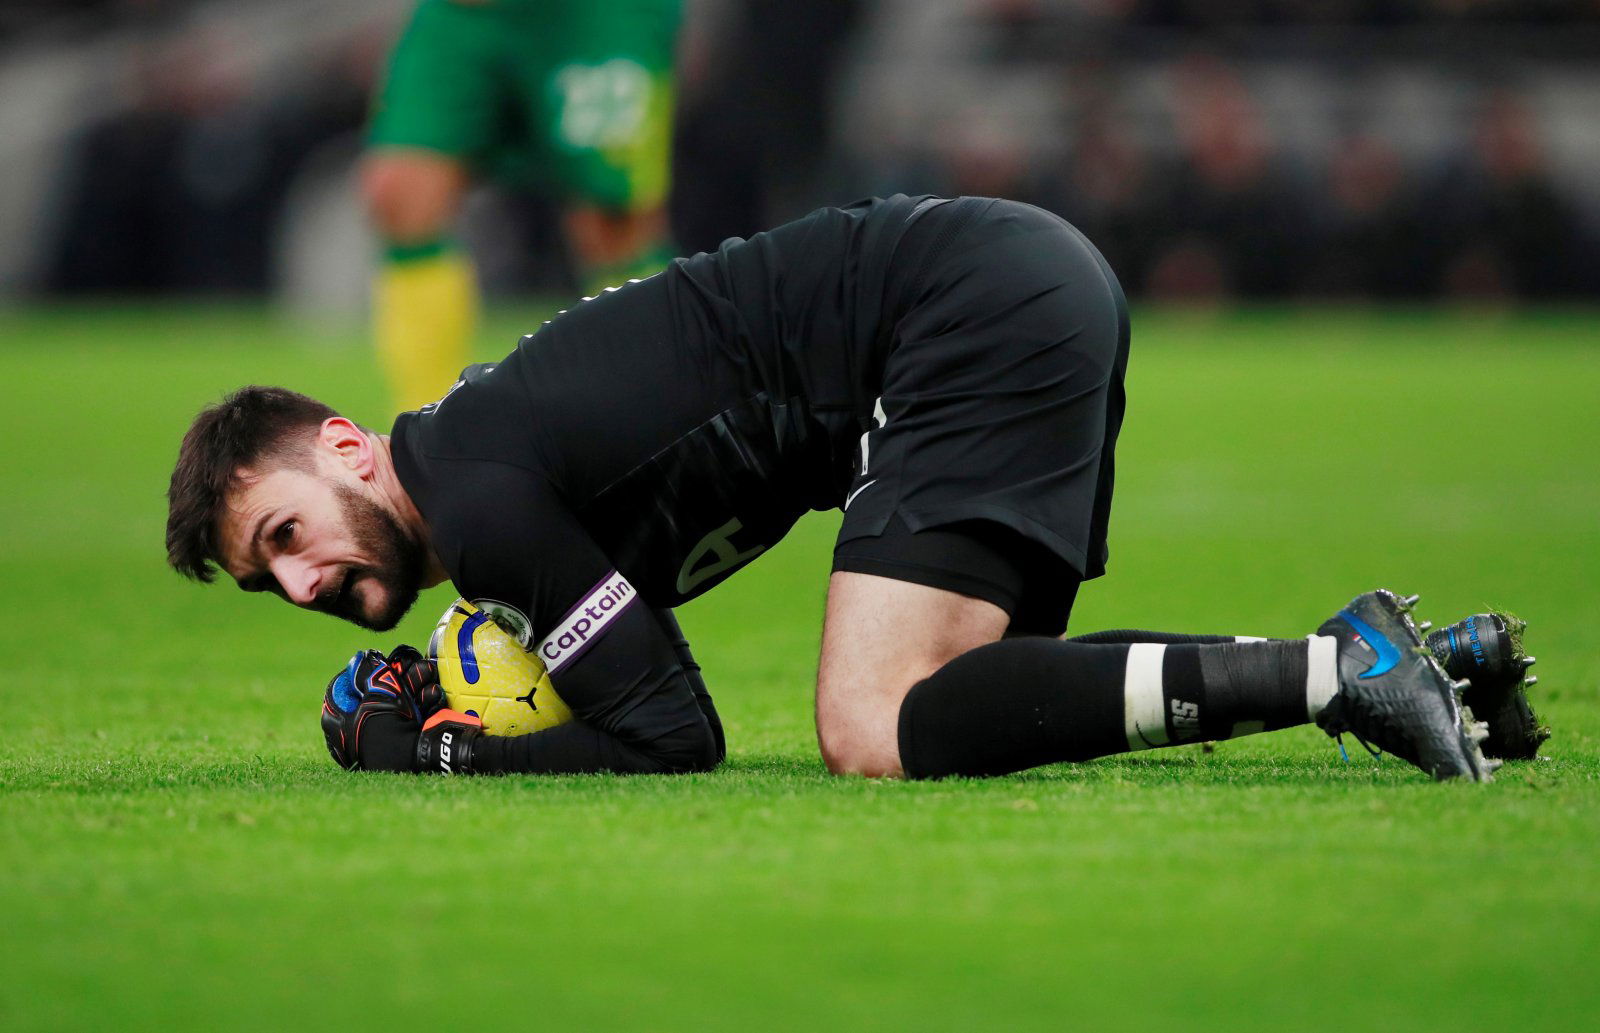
321,645,480,772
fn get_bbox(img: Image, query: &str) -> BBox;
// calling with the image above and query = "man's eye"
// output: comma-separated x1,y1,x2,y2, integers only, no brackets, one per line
276,521,297,546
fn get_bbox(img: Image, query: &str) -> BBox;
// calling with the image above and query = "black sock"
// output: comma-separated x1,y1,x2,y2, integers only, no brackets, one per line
1153,641,1310,742
898,637,1322,779
1069,629,1241,645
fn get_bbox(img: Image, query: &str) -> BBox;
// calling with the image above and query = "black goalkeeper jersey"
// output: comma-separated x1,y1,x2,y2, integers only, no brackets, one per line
390,194,952,772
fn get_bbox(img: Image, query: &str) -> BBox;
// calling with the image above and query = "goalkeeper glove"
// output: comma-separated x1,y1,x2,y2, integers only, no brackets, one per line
321,645,482,773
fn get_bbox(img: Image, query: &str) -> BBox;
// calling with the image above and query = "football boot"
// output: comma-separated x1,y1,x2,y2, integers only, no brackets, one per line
1424,612,1548,760
1314,590,1496,782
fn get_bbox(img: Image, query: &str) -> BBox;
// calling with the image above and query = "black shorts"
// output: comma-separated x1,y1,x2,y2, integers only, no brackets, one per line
831,198,1130,636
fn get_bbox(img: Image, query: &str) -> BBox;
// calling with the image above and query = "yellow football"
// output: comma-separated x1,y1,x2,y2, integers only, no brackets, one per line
426,598,573,736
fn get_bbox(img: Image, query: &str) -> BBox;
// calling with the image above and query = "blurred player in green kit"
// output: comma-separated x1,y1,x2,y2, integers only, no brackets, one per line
362,0,681,411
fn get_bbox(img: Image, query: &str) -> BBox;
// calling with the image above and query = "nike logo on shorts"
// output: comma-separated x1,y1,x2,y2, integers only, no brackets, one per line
844,479,878,510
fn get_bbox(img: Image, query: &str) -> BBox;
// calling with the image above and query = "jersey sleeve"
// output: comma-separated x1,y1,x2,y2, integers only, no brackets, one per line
433,459,721,775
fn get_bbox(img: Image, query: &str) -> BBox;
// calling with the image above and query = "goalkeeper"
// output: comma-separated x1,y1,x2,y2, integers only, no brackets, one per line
166,195,1544,782
365,0,682,412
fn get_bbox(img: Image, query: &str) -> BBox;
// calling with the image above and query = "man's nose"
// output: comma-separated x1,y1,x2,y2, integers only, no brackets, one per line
271,557,321,606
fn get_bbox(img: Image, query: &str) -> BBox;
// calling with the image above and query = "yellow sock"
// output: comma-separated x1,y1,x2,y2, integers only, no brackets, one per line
374,244,477,413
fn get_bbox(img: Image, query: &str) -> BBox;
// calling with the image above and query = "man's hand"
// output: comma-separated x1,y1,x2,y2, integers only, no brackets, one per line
320,645,482,773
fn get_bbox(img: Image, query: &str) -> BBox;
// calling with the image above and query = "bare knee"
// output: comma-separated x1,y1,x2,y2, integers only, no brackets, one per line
813,572,1009,779
562,204,668,269
361,151,469,242
815,676,905,778
818,724,901,779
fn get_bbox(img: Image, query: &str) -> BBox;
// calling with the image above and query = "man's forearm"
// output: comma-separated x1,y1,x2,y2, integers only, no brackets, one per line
444,605,726,776
654,608,726,766
471,715,718,775
473,616,723,775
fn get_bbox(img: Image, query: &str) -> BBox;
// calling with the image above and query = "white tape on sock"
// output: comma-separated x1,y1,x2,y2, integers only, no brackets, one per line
1124,643,1169,751
1306,634,1339,720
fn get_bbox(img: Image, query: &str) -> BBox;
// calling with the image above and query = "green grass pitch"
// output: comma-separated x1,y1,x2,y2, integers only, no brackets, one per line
2,304,1597,1032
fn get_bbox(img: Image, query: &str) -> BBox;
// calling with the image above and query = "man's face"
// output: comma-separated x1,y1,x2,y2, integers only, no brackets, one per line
219,465,425,632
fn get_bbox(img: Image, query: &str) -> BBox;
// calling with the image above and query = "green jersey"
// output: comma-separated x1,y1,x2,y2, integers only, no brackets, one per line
369,0,681,210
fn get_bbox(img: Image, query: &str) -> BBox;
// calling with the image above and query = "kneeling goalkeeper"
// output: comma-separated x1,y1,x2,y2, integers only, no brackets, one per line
166,195,1539,781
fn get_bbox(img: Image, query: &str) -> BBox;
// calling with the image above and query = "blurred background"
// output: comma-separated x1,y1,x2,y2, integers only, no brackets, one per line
3,0,1598,312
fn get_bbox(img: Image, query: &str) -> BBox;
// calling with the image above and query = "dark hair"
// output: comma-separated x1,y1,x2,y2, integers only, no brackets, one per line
166,386,341,583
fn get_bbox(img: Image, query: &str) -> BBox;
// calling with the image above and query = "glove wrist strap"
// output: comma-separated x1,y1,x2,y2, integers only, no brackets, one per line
418,715,482,775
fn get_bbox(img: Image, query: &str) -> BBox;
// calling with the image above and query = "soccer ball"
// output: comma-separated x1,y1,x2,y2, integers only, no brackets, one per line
427,598,573,736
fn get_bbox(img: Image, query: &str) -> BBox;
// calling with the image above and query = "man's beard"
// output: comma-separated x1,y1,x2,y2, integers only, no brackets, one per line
317,483,426,632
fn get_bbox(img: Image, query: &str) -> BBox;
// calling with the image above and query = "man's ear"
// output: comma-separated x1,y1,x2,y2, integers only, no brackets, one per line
318,417,374,477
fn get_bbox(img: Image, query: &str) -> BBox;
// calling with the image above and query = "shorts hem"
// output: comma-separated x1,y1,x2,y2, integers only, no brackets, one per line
901,503,1096,581
830,554,1016,614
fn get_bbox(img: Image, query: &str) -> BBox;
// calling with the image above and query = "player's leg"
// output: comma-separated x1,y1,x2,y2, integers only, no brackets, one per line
532,0,681,294
1069,630,1252,644
817,196,1129,778
363,0,502,411
362,149,476,411
815,571,1009,777
362,148,470,244
899,590,1492,782
1059,615,1545,762
837,579,1491,782
895,625,1337,777
817,518,1336,779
